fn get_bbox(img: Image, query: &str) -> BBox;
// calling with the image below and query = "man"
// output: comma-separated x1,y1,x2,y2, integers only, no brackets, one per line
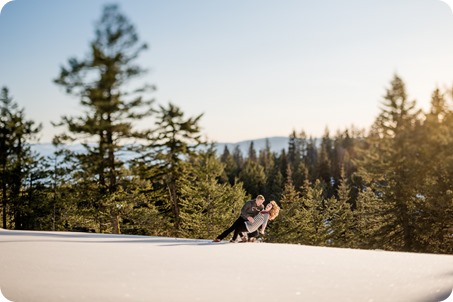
213,195,265,242
231,200,280,243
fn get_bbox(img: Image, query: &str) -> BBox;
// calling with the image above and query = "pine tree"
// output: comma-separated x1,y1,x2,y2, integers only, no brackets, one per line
258,139,277,198
219,146,235,184
0,87,41,229
101,175,164,235
277,150,289,183
179,149,246,239
53,4,155,233
258,138,274,175
317,128,333,196
232,145,244,172
288,130,308,191
269,167,302,243
287,130,301,169
355,74,422,251
238,159,266,197
304,136,318,182
411,87,453,253
138,102,205,236
17,152,52,230
324,171,355,247
354,186,397,250
45,148,80,231
247,141,257,162
260,147,283,201
301,179,330,246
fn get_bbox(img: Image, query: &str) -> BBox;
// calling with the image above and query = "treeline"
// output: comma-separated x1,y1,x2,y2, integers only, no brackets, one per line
221,73,453,255
265,75,453,254
1,4,452,254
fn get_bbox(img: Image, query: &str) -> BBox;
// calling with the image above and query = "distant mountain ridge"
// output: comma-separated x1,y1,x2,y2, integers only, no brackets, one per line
214,136,289,156
30,136,290,158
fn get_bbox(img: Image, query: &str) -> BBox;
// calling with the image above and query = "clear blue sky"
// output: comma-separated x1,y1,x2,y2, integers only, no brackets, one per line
1,0,453,143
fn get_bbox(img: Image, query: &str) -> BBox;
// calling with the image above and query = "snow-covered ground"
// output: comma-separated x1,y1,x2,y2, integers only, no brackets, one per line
0,228,452,302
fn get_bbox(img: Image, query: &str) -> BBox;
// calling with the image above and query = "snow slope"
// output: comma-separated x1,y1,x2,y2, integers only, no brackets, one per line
0,228,452,302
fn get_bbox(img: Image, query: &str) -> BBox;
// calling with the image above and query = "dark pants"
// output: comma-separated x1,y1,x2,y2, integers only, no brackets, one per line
216,216,246,240
216,216,259,241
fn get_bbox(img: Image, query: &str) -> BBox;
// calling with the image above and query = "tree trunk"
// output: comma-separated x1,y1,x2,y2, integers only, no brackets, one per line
167,176,180,236
2,175,6,229
111,214,120,234
106,113,116,194
98,130,106,191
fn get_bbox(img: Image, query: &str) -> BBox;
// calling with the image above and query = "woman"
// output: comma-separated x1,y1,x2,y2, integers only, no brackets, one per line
213,195,265,243
231,200,280,243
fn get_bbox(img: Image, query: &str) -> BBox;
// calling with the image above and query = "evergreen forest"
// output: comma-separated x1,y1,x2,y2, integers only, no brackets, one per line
1,4,452,254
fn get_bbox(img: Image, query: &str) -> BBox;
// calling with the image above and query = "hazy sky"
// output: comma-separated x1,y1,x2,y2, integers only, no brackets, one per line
1,0,453,143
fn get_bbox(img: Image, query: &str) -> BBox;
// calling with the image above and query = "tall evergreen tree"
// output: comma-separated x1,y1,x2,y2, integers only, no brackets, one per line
412,87,453,253
265,163,284,202
317,128,333,196
287,130,301,168
17,152,53,230
179,149,246,239
219,146,237,185
247,141,258,162
304,136,318,181
288,130,309,191
269,167,302,243
232,145,244,172
354,186,396,249
324,171,355,247
258,138,274,175
238,159,266,197
53,4,154,233
259,140,282,200
0,87,41,229
138,102,205,236
301,179,330,246
355,74,422,251
277,150,289,183
45,148,80,231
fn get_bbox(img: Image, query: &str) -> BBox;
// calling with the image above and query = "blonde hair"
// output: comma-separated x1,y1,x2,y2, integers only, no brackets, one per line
256,194,265,201
268,200,280,220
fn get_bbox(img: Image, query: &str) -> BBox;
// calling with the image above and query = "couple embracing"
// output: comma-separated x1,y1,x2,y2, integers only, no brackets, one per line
213,195,280,243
